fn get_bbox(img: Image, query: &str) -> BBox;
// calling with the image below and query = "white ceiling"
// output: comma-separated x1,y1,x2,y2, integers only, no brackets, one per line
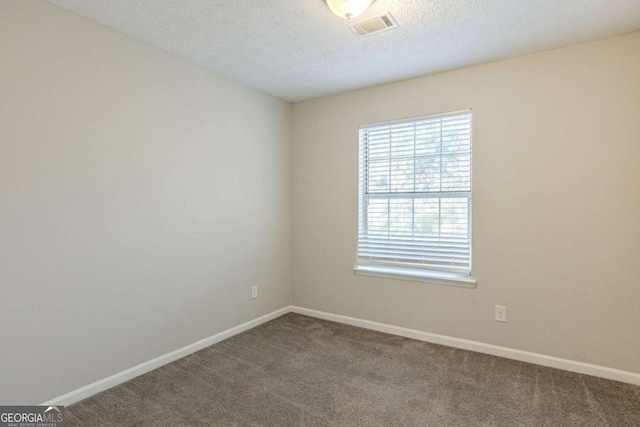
47,0,640,102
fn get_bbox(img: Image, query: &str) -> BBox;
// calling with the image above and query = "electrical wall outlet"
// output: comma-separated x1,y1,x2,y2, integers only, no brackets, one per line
251,285,258,300
495,305,506,322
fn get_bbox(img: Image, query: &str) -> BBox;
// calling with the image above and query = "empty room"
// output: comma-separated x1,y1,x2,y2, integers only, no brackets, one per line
1,0,639,425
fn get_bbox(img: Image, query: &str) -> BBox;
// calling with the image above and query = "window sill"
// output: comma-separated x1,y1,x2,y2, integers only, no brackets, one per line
353,265,477,288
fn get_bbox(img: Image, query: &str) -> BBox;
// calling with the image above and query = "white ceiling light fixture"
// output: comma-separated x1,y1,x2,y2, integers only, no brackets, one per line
326,0,375,19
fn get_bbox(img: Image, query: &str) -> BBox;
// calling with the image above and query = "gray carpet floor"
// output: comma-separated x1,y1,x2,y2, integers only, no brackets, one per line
66,313,640,426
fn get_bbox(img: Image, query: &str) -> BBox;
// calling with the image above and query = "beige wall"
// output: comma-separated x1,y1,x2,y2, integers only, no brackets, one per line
292,32,640,373
0,1,291,404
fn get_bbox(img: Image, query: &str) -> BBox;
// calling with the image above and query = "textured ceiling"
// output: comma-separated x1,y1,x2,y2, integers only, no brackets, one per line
47,0,640,102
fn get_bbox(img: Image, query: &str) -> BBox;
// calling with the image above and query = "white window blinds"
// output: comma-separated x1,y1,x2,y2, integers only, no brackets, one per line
357,110,472,275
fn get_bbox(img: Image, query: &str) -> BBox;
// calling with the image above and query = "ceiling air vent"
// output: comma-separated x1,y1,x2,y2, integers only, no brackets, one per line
349,13,398,37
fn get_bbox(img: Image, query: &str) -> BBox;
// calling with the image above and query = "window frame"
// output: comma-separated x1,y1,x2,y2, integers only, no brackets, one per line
353,109,477,288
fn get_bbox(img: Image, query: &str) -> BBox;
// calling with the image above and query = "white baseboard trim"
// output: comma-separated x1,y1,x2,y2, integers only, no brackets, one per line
41,306,291,406
42,304,639,406
290,306,640,386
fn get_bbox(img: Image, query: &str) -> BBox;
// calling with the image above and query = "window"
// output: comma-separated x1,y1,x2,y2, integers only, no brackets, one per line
355,110,475,286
